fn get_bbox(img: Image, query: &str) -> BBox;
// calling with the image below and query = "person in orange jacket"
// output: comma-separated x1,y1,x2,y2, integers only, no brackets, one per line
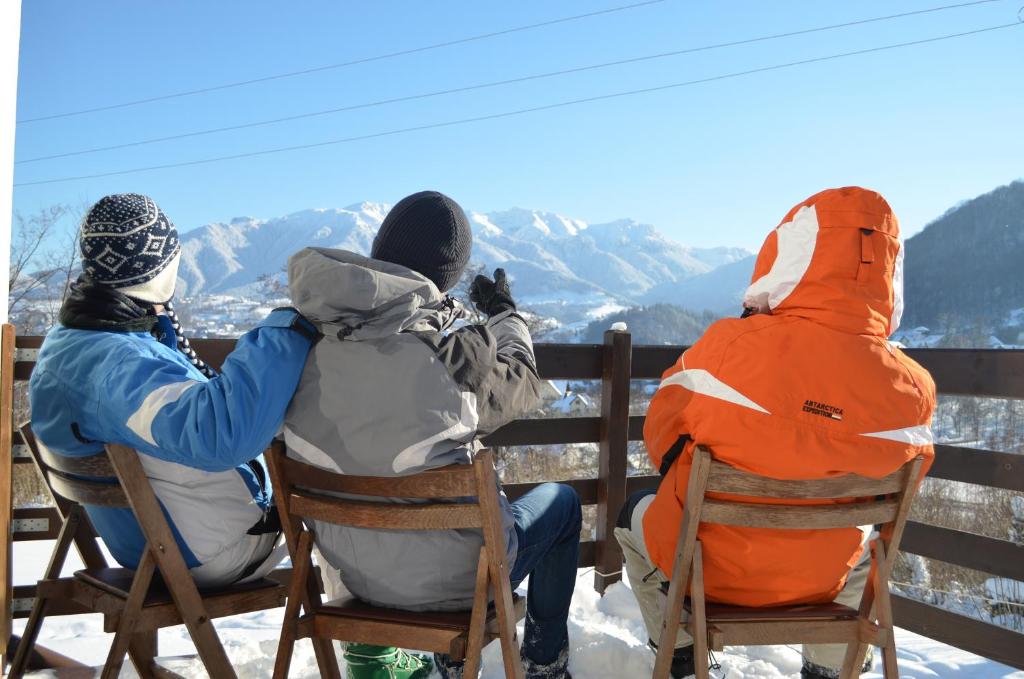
614,187,935,678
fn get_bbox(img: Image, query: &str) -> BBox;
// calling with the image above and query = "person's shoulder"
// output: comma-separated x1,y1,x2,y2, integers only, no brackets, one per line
40,327,166,375
696,314,791,351
41,325,129,358
33,329,155,409
675,314,797,376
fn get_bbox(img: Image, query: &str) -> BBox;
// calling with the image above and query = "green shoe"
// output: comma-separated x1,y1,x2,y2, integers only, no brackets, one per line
344,643,434,679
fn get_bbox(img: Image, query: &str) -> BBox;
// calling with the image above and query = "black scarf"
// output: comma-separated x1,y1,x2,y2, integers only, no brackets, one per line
59,274,158,333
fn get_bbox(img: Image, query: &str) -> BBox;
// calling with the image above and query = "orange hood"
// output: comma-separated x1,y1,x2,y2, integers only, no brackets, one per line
743,187,904,337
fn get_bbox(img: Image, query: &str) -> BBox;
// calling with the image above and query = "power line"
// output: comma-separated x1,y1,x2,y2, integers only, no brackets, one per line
14,21,1020,188
15,0,668,125
15,0,1007,165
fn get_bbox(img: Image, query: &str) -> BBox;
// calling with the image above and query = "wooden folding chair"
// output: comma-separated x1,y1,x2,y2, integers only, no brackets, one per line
654,446,925,679
9,423,289,679
266,441,526,679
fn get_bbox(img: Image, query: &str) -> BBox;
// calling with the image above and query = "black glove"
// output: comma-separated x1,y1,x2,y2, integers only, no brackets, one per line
470,268,516,317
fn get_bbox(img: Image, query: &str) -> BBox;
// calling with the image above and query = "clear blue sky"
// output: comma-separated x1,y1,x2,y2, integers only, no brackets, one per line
11,0,1024,250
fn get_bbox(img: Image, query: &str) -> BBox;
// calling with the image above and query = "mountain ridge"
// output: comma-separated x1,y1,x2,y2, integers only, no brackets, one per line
173,180,1024,342
176,204,752,315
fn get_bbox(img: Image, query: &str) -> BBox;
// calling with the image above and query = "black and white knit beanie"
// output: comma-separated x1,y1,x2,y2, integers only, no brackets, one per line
79,194,215,378
80,193,181,304
370,191,472,293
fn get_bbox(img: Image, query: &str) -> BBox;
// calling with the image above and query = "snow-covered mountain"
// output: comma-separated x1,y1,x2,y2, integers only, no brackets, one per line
643,254,755,315
176,203,751,321
177,204,387,297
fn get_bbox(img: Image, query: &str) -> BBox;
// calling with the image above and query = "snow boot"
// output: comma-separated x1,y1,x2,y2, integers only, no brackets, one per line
647,640,695,679
801,647,875,678
521,644,571,679
433,653,467,679
433,650,573,679
344,644,433,679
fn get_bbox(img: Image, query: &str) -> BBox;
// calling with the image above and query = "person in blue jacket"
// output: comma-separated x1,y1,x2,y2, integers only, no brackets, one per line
29,193,319,587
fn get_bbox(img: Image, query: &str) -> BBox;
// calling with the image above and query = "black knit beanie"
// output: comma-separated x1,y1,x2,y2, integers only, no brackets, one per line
371,191,472,292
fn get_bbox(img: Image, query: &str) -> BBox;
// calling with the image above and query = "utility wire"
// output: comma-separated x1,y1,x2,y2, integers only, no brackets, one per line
15,21,1021,188
15,0,668,124
15,0,1008,165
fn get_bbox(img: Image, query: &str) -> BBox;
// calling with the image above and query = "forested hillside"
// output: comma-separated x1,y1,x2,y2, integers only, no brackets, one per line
582,304,715,345
903,180,1024,329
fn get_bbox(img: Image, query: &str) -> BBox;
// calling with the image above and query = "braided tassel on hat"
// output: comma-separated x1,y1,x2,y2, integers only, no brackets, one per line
164,302,217,378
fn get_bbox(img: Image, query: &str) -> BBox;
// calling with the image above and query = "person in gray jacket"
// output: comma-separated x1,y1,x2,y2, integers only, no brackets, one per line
284,191,581,679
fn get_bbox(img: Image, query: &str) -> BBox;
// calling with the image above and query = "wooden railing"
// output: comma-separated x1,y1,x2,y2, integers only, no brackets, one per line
3,331,1024,671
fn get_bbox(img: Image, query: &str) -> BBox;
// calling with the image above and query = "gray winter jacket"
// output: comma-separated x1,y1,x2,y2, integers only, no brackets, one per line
284,247,542,611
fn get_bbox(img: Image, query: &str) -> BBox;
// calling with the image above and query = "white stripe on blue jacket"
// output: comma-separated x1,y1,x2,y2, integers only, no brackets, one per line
29,309,315,570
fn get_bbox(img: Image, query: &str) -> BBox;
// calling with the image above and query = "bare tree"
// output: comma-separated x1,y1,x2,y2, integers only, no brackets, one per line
8,205,70,314
8,204,83,334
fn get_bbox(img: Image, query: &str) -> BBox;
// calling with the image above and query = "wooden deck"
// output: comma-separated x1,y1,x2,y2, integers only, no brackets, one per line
3,329,1023,670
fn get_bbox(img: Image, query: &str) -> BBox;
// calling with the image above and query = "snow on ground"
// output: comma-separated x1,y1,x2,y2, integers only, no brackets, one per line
12,541,1024,678
986,578,1024,605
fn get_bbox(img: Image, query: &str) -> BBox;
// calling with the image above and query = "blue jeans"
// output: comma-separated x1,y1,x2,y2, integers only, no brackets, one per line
509,482,582,666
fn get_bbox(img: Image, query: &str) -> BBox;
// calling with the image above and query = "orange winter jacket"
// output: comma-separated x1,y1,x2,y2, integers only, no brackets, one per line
643,186,935,607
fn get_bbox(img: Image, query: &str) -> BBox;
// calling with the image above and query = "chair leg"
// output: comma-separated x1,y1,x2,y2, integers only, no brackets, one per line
108,444,238,679
128,629,161,679
490,570,525,679
302,632,338,676
149,552,237,679
7,601,49,679
301,536,341,679
838,641,865,679
841,545,882,679
101,548,157,679
654,550,692,679
463,549,491,679
310,638,341,679
474,453,524,679
274,531,314,679
690,544,710,679
871,545,899,679
9,508,83,679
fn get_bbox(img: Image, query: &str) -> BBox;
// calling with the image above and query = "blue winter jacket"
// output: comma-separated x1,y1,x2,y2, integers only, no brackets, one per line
28,309,316,570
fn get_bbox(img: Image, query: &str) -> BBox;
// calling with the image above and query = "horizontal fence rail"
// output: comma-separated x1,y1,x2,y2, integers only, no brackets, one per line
5,333,1024,671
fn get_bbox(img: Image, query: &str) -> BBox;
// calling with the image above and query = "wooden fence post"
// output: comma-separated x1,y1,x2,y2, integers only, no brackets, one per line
1,324,16,668
594,328,631,594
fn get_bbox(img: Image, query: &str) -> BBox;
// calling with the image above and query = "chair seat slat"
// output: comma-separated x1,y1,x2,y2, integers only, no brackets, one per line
310,615,465,655
317,594,481,630
74,567,282,603
698,601,859,622
289,493,484,531
705,461,906,498
281,455,478,499
708,619,863,646
700,498,899,530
